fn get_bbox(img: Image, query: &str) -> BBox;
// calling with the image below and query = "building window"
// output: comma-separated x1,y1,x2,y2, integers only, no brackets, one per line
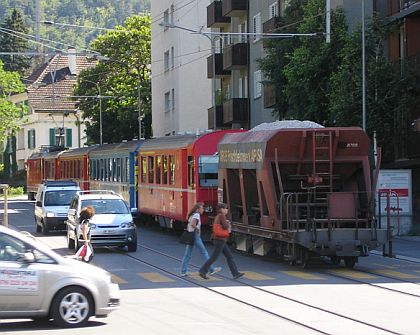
164,50,170,71
253,13,261,42
170,46,175,69
27,129,36,149
239,75,248,99
163,9,169,30
269,2,279,19
280,0,290,17
171,88,175,111
254,70,262,99
164,91,171,113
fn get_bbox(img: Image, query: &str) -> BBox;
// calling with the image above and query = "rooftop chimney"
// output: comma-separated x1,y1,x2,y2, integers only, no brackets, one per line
68,47,77,75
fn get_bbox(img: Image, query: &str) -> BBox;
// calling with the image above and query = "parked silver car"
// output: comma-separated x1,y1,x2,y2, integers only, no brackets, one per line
66,190,137,252
0,225,120,327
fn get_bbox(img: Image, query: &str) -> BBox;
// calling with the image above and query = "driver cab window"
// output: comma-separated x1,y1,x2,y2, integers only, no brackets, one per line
0,233,26,261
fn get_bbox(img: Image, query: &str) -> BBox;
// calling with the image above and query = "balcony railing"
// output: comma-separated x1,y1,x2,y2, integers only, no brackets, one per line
263,84,276,109
223,43,248,70
208,106,224,129
263,16,287,33
207,53,231,78
222,0,248,17
207,1,231,28
223,98,249,124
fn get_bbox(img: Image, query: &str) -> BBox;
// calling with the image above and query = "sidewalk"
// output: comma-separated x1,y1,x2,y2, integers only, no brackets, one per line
371,235,420,263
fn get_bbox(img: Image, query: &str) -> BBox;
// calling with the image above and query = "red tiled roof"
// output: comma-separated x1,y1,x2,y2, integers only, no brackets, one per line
27,55,96,113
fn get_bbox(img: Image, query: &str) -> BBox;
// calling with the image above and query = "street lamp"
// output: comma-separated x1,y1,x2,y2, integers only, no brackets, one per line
83,79,103,144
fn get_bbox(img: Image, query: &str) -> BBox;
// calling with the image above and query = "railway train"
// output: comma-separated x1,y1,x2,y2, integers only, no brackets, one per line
26,126,388,267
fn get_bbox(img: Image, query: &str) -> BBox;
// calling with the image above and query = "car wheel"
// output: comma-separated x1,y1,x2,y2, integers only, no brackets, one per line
127,242,137,252
67,231,75,249
50,286,93,328
74,234,79,253
41,220,49,235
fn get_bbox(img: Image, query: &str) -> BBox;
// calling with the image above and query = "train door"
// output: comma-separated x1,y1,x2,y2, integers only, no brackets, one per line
180,149,189,220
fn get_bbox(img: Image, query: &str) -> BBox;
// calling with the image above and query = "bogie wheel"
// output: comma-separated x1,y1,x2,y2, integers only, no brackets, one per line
299,248,311,269
50,286,93,328
344,256,357,269
330,256,341,266
127,242,137,252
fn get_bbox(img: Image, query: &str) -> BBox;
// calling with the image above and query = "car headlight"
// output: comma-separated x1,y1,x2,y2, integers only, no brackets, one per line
121,222,136,229
46,212,55,217
90,223,97,229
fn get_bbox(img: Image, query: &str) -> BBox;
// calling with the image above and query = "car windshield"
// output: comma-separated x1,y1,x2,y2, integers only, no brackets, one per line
44,190,77,206
81,199,130,214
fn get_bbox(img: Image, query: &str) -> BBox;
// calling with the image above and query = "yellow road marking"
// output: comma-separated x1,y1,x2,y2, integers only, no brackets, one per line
374,270,420,279
138,272,175,282
282,271,326,280
111,274,128,284
329,269,376,279
372,263,396,269
189,273,221,281
243,271,274,280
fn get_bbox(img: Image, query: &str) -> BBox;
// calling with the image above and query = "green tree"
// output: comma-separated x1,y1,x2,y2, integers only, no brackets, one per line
75,14,151,144
0,8,31,75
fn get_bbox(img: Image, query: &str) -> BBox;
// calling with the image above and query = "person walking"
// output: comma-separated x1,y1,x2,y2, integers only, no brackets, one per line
180,202,221,276
78,206,95,262
199,203,244,280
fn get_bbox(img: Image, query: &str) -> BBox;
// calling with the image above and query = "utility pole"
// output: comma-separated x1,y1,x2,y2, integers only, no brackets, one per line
137,66,142,140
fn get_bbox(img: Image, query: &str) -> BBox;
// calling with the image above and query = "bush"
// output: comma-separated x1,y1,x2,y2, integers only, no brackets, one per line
0,186,24,197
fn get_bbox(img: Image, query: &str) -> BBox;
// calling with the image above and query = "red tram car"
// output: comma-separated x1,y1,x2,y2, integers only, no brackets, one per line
57,147,94,190
138,130,242,228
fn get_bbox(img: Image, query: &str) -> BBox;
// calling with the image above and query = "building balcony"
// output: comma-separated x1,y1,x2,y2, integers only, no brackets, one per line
388,1,420,21
263,16,287,33
222,0,248,17
222,43,248,70
222,98,249,124
263,84,276,109
208,105,224,129
207,1,231,28
207,53,231,78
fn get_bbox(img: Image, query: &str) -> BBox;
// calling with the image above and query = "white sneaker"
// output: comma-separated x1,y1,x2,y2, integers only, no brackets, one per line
180,272,188,277
209,267,222,275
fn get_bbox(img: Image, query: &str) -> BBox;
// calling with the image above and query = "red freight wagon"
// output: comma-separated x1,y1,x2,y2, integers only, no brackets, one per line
218,126,387,268
138,130,242,228
58,147,95,190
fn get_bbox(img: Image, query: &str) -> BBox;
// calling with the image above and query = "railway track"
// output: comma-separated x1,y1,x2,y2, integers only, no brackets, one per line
110,242,405,335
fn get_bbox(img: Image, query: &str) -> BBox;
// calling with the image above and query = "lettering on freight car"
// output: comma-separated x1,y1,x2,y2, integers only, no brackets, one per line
219,149,263,164
338,142,359,149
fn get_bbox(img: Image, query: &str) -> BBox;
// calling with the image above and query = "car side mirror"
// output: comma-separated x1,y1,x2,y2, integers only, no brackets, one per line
131,208,138,215
68,208,76,216
36,201,42,207
20,252,35,263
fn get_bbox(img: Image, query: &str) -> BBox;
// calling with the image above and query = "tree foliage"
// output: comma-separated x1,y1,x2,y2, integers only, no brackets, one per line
75,15,151,144
259,0,420,163
0,59,26,143
0,8,30,75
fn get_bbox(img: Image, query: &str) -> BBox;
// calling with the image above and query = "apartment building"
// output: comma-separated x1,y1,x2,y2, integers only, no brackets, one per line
151,0,212,137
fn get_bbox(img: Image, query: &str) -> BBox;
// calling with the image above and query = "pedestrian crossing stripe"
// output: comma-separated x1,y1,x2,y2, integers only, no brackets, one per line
138,272,175,282
374,269,420,279
372,263,397,269
328,269,376,279
111,274,128,284
281,271,326,280
243,271,275,280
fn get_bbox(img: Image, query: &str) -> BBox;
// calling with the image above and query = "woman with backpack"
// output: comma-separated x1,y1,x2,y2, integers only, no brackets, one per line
180,202,221,276
199,203,244,280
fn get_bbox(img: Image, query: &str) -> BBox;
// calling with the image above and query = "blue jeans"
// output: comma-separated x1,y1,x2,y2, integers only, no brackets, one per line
180,233,216,274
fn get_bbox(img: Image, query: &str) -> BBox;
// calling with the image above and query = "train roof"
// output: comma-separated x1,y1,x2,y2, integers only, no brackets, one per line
89,140,144,157
59,145,97,158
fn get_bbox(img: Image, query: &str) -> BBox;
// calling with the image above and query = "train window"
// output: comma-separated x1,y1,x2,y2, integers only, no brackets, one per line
198,156,218,187
148,156,154,183
125,157,129,183
162,156,168,184
156,156,162,184
141,156,147,183
187,156,195,188
117,158,121,182
169,155,175,185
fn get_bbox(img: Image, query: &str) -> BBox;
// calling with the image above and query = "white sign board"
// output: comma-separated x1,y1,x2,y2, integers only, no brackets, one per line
377,169,412,215
0,268,38,291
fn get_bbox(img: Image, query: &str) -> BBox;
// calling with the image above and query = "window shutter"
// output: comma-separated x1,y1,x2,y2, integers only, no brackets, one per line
49,128,55,146
66,128,72,147
27,130,30,148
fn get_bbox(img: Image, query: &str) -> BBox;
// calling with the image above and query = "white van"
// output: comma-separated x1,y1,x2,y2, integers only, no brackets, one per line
34,180,80,235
